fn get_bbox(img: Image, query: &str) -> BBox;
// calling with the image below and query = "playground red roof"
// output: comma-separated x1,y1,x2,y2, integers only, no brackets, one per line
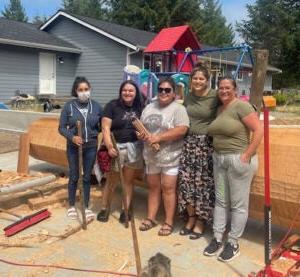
144,25,201,53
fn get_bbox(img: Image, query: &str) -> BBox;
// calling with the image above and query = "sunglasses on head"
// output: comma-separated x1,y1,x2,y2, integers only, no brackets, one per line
158,87,172,94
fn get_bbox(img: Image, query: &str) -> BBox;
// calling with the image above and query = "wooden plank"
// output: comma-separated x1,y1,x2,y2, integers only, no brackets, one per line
17,133,30,174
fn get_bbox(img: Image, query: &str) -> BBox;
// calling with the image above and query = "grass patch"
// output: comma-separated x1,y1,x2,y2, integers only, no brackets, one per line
275,104,300,115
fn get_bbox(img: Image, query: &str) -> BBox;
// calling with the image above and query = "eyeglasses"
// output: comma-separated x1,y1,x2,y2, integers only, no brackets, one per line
158,87,172,94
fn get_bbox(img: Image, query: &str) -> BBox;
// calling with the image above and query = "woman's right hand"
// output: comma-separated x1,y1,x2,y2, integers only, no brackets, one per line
108,147,118,158
72,136,83,146
136,131,149,141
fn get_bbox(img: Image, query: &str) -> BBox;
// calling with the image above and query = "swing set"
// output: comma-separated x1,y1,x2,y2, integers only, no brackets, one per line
135,25,254,102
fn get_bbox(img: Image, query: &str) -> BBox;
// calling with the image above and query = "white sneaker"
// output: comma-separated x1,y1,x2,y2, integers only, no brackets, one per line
67,206,77,220
85,208,95,220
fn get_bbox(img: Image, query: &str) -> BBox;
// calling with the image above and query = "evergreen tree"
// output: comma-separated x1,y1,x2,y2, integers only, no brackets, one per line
32,15,48,26
1,0,28,22
236,0,300,88
196,0,234,46
107,0,234,46
62,0,107,19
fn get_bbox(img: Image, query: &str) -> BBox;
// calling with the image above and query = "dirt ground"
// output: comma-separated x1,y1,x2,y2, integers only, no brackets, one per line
0,177,291,277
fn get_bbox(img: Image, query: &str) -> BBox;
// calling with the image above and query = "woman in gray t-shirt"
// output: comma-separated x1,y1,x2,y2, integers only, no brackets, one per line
138,77,189,236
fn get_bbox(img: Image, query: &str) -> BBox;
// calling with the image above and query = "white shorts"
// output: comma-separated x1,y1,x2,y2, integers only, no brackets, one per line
146,164,179,176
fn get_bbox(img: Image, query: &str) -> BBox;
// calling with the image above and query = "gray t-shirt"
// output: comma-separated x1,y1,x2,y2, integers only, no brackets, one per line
141,100,190,167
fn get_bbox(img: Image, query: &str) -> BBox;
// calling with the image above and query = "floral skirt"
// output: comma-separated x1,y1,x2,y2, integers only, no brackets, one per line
178,134,215,224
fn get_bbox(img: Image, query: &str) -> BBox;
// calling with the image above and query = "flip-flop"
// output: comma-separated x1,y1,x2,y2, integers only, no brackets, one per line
139,218,157,231
158,222,173,236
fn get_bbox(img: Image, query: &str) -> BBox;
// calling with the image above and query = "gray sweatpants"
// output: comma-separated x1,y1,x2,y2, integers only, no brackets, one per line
213,152,258,245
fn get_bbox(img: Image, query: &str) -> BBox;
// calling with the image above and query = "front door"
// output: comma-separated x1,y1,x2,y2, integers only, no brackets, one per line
39,52,56,95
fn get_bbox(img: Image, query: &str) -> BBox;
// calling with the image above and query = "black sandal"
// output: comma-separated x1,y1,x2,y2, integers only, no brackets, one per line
179,215,196,236
97,209,109,222
179,226,193,236
189,231,203,240
158,222,173,236
119,210,131,224
139,218,157,231
189,219,204,240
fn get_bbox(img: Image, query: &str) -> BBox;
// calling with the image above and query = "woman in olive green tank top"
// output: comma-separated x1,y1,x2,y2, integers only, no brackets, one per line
178,62,219,239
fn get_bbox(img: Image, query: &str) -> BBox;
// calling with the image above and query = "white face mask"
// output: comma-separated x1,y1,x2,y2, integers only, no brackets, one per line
77,90,90,103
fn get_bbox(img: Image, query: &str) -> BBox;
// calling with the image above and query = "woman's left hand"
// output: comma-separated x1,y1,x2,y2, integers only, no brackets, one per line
240,152,251,164
147,134,161,145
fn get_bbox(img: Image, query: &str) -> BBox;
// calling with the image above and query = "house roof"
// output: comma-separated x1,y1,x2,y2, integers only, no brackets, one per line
144,25,201,53
0,17,81,53
40,10,156,50
200,44,282,73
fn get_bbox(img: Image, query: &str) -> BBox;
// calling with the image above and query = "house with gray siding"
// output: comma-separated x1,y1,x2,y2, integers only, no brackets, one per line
0,16,80,102
0,10,155,105
0,10,280,105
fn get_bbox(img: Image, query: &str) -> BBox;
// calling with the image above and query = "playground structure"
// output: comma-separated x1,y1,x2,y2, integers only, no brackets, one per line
124,25,276,107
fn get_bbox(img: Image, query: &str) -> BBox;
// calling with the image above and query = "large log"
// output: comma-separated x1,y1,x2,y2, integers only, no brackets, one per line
249,128,300,230
25,118,300,230
28,118,68,167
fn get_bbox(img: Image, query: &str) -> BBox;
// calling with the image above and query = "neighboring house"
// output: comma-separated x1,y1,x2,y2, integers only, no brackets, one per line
0,16,81,102
0,10,280,104
0,10,155,104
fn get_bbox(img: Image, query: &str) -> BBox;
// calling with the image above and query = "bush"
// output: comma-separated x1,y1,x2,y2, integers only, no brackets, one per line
273,93,288,105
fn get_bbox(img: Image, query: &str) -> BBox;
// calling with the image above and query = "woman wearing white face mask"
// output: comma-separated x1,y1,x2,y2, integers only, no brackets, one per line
59,76,103,220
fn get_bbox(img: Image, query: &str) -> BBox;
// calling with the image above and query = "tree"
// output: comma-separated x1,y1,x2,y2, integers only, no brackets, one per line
32,15,49,26
62,0,107,20
107,0,234,46
196,0,234,46
1,0,28,22
236,0,300,88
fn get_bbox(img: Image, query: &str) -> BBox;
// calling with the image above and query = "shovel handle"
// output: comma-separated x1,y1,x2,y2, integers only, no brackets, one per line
111,134,129,228
76,120,87,230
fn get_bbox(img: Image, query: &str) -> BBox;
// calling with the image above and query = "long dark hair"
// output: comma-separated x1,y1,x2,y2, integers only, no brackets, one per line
118,80,143,113
71,76,91,97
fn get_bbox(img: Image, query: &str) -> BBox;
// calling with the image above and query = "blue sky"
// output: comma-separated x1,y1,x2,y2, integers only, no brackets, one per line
0,0,254,39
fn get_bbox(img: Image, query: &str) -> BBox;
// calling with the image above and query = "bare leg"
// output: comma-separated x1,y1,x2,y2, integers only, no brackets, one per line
146,174,161,221
101,171,118,210
185,205,196,229
122,166,137,209
161,174,177,227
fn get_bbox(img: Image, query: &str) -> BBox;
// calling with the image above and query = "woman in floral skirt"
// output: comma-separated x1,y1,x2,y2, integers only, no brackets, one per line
178,62,219,239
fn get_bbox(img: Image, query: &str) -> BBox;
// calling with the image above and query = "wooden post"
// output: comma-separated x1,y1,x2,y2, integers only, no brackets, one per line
17,133,30,174
249,49,269,112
